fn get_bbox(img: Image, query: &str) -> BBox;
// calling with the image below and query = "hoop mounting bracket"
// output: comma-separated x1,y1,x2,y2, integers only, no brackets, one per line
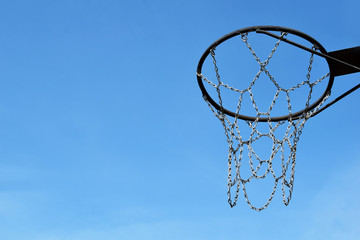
328,46,360,76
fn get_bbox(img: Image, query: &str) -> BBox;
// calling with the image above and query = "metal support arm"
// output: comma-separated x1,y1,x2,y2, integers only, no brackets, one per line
256,29,360,76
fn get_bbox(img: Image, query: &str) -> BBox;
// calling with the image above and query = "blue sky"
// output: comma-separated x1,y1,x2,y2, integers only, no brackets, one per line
0,0,359,239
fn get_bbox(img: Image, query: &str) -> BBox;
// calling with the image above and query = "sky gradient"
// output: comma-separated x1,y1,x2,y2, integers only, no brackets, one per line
0,0,359,239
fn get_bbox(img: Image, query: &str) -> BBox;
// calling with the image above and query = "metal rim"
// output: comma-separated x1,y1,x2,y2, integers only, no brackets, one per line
197,25,335,122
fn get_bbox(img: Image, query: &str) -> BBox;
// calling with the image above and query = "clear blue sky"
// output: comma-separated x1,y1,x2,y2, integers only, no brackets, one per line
0,0,359,239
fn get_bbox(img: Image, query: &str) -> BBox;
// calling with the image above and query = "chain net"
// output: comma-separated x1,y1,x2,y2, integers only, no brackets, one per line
197,32,330,211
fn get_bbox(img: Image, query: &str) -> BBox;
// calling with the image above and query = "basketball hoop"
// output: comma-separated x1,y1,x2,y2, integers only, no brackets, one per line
196,26,360,211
